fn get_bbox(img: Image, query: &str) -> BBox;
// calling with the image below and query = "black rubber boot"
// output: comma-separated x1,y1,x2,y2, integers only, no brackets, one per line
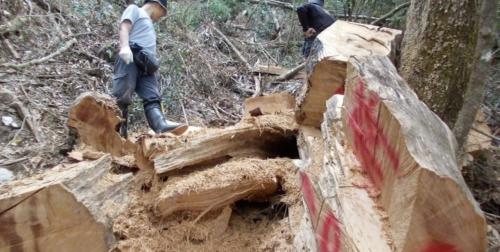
144,102,188,135
119,106,129,138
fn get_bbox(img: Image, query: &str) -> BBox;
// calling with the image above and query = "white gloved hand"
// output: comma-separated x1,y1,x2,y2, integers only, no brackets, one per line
119,46,134,64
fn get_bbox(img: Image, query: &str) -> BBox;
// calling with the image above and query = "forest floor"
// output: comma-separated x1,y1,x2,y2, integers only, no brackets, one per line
0,0,499,250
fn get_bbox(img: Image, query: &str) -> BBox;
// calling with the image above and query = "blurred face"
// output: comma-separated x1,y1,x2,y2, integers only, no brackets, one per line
152,3,167,21
145,2,167,21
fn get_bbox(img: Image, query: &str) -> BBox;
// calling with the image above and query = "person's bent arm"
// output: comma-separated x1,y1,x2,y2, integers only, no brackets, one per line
297,5,310,32
118,21,134,64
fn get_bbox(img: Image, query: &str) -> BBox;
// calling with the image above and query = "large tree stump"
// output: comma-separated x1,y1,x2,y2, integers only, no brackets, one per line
0,156,134,252
318,56,486,251
68,92,135,157
295,21,401,128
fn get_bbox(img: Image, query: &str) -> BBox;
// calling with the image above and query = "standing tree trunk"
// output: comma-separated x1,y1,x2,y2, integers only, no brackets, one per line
452,0,497,151
400,0,481,128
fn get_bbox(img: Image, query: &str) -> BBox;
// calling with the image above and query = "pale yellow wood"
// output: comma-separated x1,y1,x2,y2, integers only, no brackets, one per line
154,115,298,174
340,56,486,252
155,158,289,217
296,21,402,127
68,92,136,157
0,156,134,252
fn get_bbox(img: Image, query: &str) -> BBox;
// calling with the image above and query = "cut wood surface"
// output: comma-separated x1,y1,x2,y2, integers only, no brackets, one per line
0,155,134,252
296,20,401,127
155,158,287,217
244,92,295,116
154,115,298,174
339,56,486,251
68,92,135,157
321,94,393,251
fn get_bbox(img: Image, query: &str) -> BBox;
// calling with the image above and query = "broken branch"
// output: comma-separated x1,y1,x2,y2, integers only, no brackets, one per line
275,62,305,82
12,101,41,142
2,38,76,69
370,2,410,25
212,25,252,71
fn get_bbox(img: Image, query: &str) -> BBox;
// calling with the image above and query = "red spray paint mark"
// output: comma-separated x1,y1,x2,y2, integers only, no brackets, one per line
422,241,458,252
346,79,400,189
319,211,341,252
300,171,342,252
300,171,318,221
333,85,345,95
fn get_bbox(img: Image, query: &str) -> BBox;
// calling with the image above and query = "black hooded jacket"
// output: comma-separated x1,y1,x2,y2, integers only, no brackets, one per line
296,3,335,33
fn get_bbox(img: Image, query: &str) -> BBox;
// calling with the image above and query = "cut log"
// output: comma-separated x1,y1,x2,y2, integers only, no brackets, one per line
295,20,401,128
153,115,298,174
320,56,486,251
0,155,134,252
320,94,394,251
68,92,135,157
243,92,295,116
155,158,287,217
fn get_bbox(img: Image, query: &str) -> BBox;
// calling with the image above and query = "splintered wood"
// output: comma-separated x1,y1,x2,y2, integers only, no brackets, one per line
296,21,401,127
0,156,133,252
68,92,135,157
156,158,289,217
307,56,486,252
154,115,298,174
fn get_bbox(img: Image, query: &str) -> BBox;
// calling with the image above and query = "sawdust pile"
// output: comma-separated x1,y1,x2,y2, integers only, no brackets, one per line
112,157,303,252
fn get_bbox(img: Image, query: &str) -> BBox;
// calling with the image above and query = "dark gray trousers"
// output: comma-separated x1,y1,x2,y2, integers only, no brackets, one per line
302,36,315,58
111,57,161,109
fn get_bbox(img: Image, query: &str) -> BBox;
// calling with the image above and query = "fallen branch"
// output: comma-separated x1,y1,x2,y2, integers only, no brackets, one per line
370,2,410,25
275,62,305,81
2,38,76,69
472,127,500,142
212,25,252,71
0,157,29,166
12,101,41,142
2,38,20,59
252,75,262,97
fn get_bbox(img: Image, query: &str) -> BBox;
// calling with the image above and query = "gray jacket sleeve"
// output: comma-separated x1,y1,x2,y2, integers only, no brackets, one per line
121,5,140,24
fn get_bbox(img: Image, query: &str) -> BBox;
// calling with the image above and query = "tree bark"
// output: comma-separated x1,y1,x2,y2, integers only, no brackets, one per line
400,0,482,128
452,0,497,153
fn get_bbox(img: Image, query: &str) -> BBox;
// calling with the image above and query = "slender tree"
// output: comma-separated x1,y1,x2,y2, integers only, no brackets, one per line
400,0,497,152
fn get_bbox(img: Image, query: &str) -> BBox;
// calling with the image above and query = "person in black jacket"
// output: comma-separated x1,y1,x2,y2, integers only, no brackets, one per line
296,0,335,57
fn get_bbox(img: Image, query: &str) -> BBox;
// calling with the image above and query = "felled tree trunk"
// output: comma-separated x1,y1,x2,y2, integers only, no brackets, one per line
153,115,298,175
315,56,486,252
0,155,134,252
295,20,401,128
400,0,490,129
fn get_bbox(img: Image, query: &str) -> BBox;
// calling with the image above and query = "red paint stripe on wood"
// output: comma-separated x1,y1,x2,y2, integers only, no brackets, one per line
347,78,401,188
422,241,458,252
319,211,342,252
334,86,345,95
300,171,318,221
